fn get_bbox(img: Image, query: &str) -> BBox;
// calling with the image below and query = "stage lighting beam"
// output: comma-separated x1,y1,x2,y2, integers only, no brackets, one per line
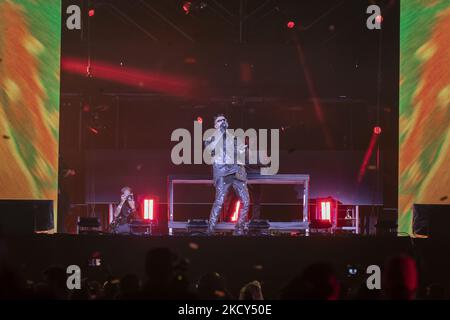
231,201,240,222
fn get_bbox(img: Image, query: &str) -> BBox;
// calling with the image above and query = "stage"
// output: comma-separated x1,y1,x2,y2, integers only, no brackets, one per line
1,0,449,302
3,234,449,298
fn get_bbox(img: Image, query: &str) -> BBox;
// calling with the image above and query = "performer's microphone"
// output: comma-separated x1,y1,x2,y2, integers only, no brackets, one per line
220,121,228,132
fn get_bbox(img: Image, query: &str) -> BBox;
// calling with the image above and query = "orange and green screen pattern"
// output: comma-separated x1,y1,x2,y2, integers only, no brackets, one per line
399,0,450,234
0,0,61,220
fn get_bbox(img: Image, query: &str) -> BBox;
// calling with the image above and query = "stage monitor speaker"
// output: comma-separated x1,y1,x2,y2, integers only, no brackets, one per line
413,204,450,238
375,208,398,236
0,200,54,235
358,205,383,235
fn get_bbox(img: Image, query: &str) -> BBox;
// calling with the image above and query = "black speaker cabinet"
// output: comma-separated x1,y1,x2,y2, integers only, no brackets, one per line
413,204,450,237
0,200,54,235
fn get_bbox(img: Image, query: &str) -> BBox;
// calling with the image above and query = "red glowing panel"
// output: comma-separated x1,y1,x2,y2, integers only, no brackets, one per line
231,201,240,222
144,199,154,220
320,201,331,220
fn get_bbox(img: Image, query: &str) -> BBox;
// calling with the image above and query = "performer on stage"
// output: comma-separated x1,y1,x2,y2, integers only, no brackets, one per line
111,186,136,234
204,114,250,235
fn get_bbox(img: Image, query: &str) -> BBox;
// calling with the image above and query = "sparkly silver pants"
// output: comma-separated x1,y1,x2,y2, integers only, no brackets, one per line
208,175,250,232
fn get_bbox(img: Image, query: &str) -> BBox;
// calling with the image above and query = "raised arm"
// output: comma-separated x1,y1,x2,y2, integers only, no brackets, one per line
114,194,127,218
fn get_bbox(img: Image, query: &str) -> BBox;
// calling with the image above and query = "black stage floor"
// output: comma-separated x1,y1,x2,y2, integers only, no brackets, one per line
2,235,449,298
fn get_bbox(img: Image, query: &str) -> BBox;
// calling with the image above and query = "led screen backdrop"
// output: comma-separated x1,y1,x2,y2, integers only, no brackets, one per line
399,0,450,234
0,0,61,229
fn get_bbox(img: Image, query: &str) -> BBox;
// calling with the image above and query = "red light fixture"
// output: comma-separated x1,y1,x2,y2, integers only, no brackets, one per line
374,126,382,135
88,9,95,17
197,116,203,123
182,1,192,14
315,197,338,222
143,198,156,221
320,201,331,220
375,15,383,24
231,201,240,222
287,21,295,29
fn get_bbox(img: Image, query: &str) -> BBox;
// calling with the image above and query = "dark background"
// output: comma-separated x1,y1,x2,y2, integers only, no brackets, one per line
59,0,399,231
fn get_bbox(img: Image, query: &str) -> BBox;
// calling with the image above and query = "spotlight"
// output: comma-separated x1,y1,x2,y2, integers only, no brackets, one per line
86,65,92,77
287,21,295,29
183,1,207,14
375,15,383,24
88,127,99,135
182,1,192,14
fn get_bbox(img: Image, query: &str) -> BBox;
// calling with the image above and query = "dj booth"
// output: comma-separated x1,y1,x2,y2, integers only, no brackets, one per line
167,174,310,235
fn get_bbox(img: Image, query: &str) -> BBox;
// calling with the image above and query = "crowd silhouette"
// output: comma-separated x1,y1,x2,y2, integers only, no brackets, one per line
0,242,447,300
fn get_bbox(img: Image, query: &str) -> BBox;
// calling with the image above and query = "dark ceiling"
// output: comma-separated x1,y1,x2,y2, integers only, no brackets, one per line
60,0,399,151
